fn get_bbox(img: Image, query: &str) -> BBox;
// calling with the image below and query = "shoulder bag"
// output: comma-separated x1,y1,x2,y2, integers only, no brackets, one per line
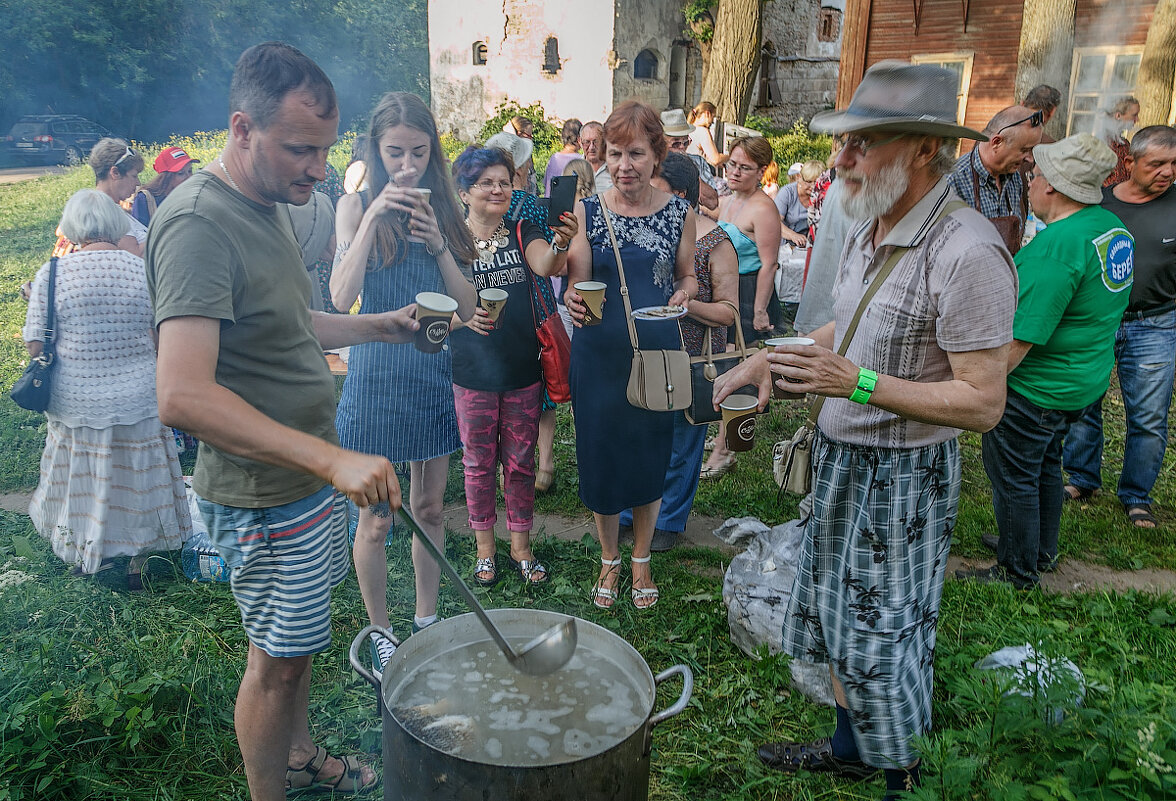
773,200,967,493
11,257,58,412
521,221,573,404
599,196,692,412
684,299,754,425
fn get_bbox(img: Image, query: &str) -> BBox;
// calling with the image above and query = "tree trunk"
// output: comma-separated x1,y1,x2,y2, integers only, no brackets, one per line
1014,0,1076,140
698,0,763,124
1136,0,1176,127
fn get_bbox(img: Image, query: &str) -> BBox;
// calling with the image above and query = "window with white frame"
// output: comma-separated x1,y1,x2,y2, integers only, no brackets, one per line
910,52,974,125
1067,47,1143,136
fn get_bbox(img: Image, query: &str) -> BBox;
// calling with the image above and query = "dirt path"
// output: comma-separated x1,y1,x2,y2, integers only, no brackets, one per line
0,165,65,184
3,488,1172,595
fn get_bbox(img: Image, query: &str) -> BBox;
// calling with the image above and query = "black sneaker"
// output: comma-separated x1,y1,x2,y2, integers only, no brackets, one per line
650,528,678,552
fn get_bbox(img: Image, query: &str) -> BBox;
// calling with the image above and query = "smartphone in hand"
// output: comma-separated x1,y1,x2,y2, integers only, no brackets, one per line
546,174,578,227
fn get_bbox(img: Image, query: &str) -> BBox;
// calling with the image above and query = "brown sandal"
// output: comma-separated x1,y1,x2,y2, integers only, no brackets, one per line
286,746,376,794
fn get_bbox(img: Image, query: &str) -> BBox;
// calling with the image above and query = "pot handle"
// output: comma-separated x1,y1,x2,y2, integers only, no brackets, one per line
650,664,694,728
348,624,401,689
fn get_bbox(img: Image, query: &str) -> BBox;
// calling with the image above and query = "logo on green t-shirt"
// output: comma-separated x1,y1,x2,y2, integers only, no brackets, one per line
1093,228,1134,293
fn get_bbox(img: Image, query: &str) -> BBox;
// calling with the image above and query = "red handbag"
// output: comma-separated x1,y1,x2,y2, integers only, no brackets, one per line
520,222,572,404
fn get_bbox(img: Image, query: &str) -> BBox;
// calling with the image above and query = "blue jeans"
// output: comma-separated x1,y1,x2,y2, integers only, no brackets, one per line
983,389,1080,587
620,414,708,532
1063,310,1176,506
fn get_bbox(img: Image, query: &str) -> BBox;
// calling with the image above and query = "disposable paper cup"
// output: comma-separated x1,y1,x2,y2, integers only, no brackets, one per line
574,281,606,326
414,291,459,353
479,287,509,322
720,394,759,453
414,187,431,205
765,336,815,397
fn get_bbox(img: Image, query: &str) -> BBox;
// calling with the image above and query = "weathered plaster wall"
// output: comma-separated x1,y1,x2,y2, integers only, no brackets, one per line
610,0,692,110
429,0,615,139
757,0,842,126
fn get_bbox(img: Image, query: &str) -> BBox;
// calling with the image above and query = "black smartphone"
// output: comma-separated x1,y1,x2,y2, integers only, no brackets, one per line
546,174,578,227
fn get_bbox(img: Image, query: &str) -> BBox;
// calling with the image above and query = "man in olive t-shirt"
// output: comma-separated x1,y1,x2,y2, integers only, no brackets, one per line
147,44,421,801
957,134,1133,590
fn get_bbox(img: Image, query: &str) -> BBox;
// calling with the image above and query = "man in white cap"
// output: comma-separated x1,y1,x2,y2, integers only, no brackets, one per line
714,60,1017,797
956,134,1132,590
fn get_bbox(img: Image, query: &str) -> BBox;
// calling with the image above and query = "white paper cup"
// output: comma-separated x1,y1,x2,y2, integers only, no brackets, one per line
574,281,606,326
478,287,509,322
765,337,816,393
414,291,459,353
414,187,431,205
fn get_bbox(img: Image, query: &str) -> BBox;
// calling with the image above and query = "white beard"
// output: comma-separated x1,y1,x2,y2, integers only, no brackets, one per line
839,157,913,220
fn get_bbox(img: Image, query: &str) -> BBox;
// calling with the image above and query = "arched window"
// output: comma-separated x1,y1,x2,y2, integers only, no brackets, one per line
634,49,658,80
472,41,488,66
542,37,560,73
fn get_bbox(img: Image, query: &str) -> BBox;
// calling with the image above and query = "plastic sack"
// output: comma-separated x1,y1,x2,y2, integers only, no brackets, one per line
975,643,1086,725
180,487,230,583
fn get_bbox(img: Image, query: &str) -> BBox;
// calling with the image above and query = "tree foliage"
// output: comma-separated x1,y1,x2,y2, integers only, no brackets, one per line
0,0,429,142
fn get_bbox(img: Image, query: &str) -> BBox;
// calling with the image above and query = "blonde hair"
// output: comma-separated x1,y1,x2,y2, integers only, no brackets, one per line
799,160,824,182
563,158,595,200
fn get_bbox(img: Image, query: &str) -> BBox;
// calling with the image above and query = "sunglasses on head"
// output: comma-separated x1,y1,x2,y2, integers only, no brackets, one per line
996,110,1044,136
113,145,137,169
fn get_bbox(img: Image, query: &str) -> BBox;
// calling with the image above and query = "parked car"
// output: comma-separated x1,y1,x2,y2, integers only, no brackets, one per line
3,115,114,165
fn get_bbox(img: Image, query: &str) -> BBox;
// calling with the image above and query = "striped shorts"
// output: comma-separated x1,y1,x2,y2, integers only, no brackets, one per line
198,486,350,658
781,430,960,768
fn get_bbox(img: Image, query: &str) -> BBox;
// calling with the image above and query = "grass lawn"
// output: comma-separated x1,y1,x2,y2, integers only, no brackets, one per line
2,155,1176,800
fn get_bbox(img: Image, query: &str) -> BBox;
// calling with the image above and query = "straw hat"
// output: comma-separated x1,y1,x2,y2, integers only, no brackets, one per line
1032,133,1116,205
810,61,987,141
660,109,694,138
485,132,534,169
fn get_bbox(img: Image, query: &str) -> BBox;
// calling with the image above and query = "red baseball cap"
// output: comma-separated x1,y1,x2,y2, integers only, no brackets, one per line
153,146,199,173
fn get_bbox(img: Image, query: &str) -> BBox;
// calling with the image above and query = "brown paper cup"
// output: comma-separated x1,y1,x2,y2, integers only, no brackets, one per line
478,288,508,322
765,336,815,399
414,187,431,205
574,281,606,326
720,394,759,453
414,291,458,353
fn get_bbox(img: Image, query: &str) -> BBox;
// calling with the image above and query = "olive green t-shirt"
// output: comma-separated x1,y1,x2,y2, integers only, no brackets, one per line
1009,205,1134,411
145,172,338,507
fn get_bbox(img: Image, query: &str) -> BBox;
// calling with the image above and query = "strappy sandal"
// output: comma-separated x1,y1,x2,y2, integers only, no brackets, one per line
755,737,878,778
286,745,376,794
509,555,549,584
700,454,736,479
630,554,659,610
591,557,622,609
1126,503,1159,529
472,556,498,586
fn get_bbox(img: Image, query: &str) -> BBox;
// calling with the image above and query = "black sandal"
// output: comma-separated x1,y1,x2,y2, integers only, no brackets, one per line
1063,484,1096,502
1126,504,1159,529
756,737,878,779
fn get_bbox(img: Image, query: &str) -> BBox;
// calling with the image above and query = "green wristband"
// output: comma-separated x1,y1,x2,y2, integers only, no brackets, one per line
848,368,878,405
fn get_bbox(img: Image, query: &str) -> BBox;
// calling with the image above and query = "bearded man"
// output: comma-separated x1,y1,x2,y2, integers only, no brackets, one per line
714,61,1017,799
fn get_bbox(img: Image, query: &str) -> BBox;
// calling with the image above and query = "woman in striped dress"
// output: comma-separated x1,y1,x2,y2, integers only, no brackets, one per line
332,93,477,668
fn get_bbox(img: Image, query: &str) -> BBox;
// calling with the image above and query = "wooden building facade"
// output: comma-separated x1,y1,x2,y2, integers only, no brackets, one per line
838,0,1176,141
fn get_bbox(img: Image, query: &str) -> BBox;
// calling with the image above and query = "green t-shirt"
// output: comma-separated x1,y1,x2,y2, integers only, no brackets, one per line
145,172,338,507
1009,205,1134,411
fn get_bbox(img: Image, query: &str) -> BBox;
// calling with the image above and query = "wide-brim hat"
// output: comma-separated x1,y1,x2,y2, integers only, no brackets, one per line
811,61,987,141
660,109,693,138
485,131,534,169
1033,133,1115,205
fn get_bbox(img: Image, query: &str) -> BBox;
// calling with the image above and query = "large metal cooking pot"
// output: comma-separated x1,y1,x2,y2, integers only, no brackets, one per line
349,609,693,801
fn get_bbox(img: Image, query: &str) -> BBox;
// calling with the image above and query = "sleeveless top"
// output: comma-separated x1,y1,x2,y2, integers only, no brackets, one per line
716,220,762,275
681,226,732,356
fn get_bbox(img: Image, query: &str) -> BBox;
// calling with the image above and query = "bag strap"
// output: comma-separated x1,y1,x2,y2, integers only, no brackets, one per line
42,257,58,356
598,194,643,353
702,299,745,363
804,199,966,425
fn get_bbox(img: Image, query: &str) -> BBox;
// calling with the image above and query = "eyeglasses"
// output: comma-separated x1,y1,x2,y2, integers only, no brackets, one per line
995,110,1044,136
113,145,137,169
472,180,512,192
727,161,762,174
842,133,905,155
1026,171,1038,182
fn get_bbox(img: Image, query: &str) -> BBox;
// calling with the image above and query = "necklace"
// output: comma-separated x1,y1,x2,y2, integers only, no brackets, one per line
218,156,242,193
465,217,508,261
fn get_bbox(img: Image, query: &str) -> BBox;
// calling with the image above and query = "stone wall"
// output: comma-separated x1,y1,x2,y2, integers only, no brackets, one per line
755,0,842,127
611,0,695,111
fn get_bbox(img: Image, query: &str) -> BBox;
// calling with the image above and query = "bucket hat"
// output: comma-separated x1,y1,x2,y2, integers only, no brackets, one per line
810,61,987,141
1032,133,1115,205
660,109,693,137
484,131,534,170
154,146,199,173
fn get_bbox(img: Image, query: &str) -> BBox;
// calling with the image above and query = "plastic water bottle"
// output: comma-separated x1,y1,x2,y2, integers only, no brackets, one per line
180,530,230,583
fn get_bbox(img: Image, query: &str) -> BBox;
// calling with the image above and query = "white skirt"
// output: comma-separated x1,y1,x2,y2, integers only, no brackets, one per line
30,417,193,574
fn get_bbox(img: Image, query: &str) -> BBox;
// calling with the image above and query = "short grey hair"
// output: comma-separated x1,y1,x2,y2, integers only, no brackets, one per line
1129,125,1176,160
88,137,143,182
929,138,959,176
59,189,130,245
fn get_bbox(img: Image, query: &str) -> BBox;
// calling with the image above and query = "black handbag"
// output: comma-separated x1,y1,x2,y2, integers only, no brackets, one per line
10,257,58,412
685,300,754,425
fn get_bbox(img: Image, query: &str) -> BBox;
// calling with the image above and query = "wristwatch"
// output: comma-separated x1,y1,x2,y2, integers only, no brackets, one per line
849,368,878,405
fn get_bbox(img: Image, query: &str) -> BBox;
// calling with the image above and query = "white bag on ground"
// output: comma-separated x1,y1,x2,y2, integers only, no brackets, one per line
721,516,834,706
975,644,1085,725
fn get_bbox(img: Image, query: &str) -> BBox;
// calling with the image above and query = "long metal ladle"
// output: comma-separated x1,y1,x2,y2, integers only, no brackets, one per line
397,508,577,676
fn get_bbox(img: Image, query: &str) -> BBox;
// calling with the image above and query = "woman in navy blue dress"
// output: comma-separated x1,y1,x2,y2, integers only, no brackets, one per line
563,101,698,610
332,93,477,668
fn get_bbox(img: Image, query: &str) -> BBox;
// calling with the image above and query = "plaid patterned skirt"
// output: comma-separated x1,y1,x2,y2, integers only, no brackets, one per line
781,429,960,768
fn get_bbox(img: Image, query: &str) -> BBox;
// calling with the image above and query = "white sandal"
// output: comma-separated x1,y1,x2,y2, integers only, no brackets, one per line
630,554,659,610
592,557,622,609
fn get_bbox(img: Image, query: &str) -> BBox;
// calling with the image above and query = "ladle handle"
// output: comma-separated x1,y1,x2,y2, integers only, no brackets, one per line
397,507,520,659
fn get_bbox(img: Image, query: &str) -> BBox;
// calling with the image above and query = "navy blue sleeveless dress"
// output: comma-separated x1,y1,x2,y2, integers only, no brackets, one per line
571,195,689,514
336,240,461,464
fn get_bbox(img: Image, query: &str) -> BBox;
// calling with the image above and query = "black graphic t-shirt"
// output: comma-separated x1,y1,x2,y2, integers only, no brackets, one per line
451,220,547,392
